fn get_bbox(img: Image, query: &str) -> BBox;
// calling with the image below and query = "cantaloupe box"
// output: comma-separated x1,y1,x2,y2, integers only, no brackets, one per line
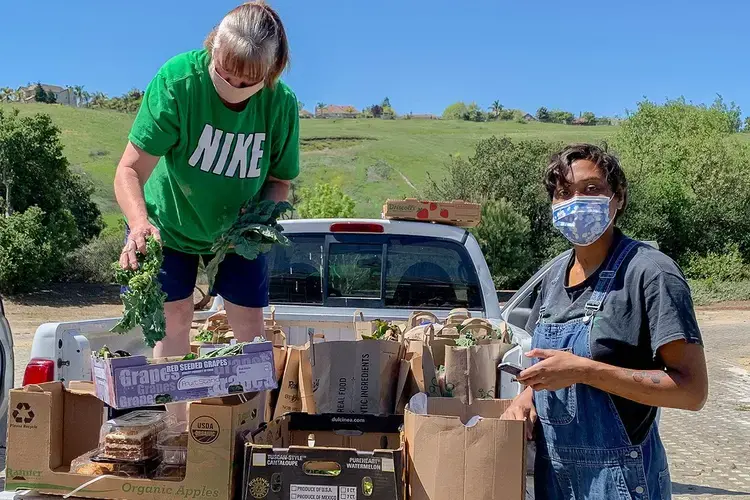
382,199,481,227
5,381,264,500
92,342,276,409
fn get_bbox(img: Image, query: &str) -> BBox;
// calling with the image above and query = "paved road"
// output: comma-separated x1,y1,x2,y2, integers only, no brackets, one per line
660,310,750,499
3,308,750,499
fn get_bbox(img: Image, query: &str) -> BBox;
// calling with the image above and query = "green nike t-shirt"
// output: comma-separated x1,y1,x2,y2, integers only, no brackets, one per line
128,49,300,254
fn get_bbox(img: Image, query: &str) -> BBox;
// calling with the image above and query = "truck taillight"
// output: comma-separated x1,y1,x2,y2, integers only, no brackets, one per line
23,358,55,386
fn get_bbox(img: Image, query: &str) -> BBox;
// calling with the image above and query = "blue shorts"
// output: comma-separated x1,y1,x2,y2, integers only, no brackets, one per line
123,227,269,308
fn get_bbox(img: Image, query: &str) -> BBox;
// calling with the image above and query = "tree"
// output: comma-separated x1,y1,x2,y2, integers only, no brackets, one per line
0,206,80,293
579,111,597,125
382,97,391,109
298,183,355,219
297,101,305,112
612,98,750,260
369,104,383,118
536,106,550,122
465,102,485,122
34,83,47,103
442,102,469,120
90,91,108,108
711,95,742,133
470,199,534,288
428,136,567,267
489,101,503,119
744,117,750,132
0,109,102,238
72,85,85,107
81,90,91,107
0,88,13,102
45,90,57,104
549,110,574,124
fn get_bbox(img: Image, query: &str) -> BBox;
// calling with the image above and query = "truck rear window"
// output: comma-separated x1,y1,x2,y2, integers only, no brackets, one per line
268,234,482,309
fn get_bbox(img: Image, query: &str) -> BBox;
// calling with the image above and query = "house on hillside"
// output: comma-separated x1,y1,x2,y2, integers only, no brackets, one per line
299,109,314,119
523,113,537,121
316,105,358,119
20,84,76,106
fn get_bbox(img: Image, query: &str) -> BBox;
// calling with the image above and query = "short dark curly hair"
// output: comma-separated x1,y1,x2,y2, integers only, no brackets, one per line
544,143,628,216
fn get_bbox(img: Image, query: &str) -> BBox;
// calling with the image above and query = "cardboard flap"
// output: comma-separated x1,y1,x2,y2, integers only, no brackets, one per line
422,397,514,422
67,380,96,395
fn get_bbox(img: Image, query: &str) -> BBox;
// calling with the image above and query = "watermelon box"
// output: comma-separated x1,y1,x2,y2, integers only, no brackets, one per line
382,199,481,227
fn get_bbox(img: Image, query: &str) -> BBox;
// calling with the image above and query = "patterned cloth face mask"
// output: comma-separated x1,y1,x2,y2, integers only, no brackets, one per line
551,195,615,246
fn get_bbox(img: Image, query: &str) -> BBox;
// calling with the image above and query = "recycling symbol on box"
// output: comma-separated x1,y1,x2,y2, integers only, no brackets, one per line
12,402,34,424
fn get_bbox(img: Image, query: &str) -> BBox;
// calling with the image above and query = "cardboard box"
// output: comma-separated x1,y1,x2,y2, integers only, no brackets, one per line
404,396,526,500
5,381,264,500
92,342,276,409
382,199,481,227
244,413,405,500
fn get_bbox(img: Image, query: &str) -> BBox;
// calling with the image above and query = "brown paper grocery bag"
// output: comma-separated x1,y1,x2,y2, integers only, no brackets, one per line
444,318,513,403
273,347,303,418
403,327,441,397
353,311,405,341
267,327,288,383
310,338,403,414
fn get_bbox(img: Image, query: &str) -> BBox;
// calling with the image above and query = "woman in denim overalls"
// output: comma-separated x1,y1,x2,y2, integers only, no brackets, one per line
503,144,708,500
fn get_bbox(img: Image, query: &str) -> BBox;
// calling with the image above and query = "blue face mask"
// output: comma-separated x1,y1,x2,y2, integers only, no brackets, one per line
552,195,614,246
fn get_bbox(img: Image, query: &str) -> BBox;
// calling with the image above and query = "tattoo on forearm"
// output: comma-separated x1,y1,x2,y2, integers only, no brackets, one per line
624,369,667,385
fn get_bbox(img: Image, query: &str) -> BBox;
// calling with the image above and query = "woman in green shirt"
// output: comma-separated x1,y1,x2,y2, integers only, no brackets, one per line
114,1,299,358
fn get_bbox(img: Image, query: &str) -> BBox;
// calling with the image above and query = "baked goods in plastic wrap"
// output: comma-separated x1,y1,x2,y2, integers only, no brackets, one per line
71,449,145,477
98,410,176,462
153,463,186,482
157,422,188,465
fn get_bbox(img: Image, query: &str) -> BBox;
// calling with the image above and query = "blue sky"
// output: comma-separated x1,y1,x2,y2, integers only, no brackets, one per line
2,0,748,117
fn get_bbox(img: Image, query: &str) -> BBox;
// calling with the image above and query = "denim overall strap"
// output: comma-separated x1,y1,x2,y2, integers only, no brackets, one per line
582,238,641,321
538,250,573,322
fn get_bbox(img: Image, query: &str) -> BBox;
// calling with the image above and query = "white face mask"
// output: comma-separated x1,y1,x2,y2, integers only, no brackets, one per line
209,62,264,104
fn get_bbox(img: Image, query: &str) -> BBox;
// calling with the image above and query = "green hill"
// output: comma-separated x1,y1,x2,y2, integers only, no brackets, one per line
4,102,624,225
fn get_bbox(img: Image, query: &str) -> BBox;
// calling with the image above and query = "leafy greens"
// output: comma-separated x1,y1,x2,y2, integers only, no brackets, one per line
206,200,293,288
111,236,167,347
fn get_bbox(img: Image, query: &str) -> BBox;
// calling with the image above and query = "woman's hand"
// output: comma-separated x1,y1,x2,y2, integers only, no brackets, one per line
500,387,537,440
120,220,161,270
516,348,592,391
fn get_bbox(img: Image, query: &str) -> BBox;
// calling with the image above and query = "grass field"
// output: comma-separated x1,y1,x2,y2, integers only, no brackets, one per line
2,102,623,222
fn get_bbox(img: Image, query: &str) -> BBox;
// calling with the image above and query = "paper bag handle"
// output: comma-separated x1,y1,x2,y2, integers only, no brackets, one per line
445,308,471,325
459,317,493,338
408,311,439,329
353,309,365,323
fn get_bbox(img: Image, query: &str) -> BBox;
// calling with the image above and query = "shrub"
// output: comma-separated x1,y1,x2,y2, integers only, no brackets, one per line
442,102,469,120
683,245,750,282
63,231,123,284
298,183,355,219
0,207,78,293
470,199,534,289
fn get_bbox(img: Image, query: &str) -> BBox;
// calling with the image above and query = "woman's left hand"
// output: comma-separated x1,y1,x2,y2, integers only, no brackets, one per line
517,348,592,391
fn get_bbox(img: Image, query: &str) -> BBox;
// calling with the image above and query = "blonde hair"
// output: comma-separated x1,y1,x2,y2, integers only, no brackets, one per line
204,1,289,88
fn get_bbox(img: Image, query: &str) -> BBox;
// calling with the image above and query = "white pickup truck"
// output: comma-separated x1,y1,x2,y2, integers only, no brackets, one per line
20,218,544,391
3,218,559,499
